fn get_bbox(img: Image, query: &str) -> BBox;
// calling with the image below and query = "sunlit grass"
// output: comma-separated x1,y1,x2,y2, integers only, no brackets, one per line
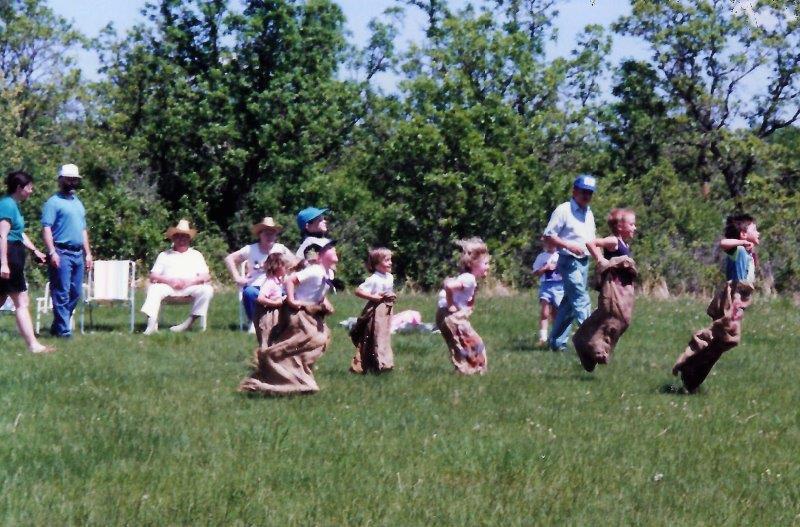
1,291,798,525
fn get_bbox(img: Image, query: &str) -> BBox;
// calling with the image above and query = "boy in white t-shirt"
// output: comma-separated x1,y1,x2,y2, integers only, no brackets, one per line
238,240,338,396
532,237,563,347
349,247,396,374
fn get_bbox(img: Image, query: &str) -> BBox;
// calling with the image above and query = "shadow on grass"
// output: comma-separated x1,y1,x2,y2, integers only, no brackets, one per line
657,381,697,395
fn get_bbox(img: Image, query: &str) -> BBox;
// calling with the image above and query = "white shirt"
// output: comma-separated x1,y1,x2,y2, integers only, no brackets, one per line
532,251,562,283
295,236,330,260
293,264,334,303
543,199,596,257
437,272,477,309
358,272,394,295
151,247,209,281
232,242,290,287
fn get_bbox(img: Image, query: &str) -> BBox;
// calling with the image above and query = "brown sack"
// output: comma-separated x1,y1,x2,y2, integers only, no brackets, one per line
436,307,487,375
573,256,638,372
238,304,332,396
672,281,753,393
251,303,281,369
349,300,394,374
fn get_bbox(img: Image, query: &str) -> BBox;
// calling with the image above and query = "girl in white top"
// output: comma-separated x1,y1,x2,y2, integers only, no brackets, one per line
436,238,491,375
252,251,296,351
350,248,396,374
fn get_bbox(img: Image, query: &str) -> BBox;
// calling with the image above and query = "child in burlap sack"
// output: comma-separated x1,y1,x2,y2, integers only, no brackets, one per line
239,240,338,395
349,248,396,374
435,238,491,375
672,214,759,393
573,208,638,372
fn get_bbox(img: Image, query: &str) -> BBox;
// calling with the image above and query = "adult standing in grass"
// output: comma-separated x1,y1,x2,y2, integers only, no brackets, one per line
542,175,597,352
141,219,214,335
0,171,55,353
41,164,93,339
224,217,290,332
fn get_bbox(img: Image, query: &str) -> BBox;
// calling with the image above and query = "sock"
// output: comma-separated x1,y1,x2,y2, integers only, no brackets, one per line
539,329,548,341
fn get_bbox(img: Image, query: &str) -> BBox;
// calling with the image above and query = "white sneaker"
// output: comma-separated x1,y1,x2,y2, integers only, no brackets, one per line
170,318,193,333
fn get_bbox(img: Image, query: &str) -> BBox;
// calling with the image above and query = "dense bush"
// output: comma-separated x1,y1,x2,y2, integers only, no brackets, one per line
1,0,799,294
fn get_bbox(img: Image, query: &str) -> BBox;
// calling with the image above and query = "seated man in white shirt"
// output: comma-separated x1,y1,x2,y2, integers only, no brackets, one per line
141,219,214,335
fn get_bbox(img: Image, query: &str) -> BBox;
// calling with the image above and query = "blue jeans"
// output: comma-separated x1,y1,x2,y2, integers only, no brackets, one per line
242,285,260,323
49,249,84,337
549,254,591,350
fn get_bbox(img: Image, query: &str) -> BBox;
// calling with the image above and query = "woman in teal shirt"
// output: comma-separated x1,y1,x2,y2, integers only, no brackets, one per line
0,171,54,353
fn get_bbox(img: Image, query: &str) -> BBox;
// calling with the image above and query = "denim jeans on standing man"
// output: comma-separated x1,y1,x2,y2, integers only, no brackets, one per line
548,253,591,351
49,248,84,337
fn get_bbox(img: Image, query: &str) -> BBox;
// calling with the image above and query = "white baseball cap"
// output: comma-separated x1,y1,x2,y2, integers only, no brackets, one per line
58,164,81,179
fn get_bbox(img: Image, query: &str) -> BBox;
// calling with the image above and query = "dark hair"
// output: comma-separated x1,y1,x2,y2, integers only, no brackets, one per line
5,170,32,195
724,213,755,239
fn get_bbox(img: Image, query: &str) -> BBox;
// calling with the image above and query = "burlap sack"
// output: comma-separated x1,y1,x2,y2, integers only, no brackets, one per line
672,281,753,392
239,303,332,395
349,299,394,374
573,256,638,372
436,307,487,375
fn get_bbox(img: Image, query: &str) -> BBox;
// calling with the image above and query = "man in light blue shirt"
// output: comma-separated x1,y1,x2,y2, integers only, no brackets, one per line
41,164,93,337
543,175,597,351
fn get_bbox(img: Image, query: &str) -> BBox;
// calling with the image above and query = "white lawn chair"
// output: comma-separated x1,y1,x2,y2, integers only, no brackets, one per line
35,282,76,335
80,260,137,333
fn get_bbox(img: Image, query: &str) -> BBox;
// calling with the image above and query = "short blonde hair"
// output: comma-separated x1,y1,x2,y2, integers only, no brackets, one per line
456,237,489,272
607,208,635,235
366,247,392,273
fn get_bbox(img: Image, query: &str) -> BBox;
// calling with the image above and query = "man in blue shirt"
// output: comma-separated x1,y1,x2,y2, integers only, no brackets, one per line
542,174,597,351
41,164,94,337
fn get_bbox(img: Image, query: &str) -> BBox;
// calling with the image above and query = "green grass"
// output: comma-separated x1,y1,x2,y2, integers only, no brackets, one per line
1,291,798,525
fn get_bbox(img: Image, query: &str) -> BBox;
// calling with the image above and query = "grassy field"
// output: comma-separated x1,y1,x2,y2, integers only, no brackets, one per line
0,290,798,525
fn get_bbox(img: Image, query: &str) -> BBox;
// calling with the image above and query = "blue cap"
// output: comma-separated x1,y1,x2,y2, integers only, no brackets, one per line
296,207,329,232
573,174,597,192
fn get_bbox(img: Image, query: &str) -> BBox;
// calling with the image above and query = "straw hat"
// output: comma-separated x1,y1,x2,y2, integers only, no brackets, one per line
165,219,197,240
251,216,283,236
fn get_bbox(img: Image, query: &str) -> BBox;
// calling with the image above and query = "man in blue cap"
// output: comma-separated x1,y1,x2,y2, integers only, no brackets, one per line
295,207,330,260
542,174,597,351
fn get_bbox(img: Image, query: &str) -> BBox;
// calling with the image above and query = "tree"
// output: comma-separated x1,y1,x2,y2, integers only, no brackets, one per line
614,0,800,200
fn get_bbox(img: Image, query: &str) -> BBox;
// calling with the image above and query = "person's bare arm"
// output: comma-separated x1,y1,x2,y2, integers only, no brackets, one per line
586,236,619,263
42,226,59,268
224,250,248,286
719,238,752,252
284,274,312,310
544,234,584,256
83,229,93,270
443,277,465,310
21,233,45,264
